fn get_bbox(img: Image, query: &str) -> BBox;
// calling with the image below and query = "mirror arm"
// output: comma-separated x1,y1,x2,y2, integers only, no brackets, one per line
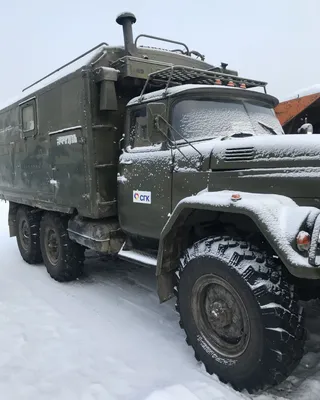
153,116,190,164
157,115,204,163
156,115,203,167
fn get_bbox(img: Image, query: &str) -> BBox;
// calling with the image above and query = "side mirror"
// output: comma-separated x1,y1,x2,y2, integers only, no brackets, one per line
147,102,167,142
298,123,313,135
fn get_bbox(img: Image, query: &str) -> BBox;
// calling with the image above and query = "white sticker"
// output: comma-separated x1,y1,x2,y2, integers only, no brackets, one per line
57,134,77,146
133,190,151,204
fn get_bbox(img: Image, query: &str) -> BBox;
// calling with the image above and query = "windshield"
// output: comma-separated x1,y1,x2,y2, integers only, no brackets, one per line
171,99,284,142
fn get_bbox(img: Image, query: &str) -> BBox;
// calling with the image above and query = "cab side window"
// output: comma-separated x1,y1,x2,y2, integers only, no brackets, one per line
22,105,35,132
20,99,37,137
130,107,150,148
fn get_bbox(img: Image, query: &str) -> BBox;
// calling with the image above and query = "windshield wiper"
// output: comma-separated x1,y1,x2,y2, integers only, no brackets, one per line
221,132,254,141
258,121,278,135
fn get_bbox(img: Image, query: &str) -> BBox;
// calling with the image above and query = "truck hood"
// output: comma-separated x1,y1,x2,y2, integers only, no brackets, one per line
173,134,320,209
174,134,320,172
209,134,320,170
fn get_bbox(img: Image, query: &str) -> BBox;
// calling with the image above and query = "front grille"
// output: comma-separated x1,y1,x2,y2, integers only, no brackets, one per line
223,147,255,162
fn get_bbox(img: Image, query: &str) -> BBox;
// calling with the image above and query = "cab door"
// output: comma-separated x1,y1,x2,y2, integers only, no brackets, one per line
117,104,172,239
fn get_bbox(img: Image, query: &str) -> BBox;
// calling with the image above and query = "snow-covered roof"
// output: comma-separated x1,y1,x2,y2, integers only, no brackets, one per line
127,84,275,106
128,85,246,106
0,44,108,112
281,84,320,102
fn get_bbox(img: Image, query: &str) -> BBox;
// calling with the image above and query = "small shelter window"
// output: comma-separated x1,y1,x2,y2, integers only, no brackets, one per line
22,104,35,132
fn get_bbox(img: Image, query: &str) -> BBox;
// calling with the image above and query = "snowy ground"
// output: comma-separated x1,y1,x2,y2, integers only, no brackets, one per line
1,201,320,400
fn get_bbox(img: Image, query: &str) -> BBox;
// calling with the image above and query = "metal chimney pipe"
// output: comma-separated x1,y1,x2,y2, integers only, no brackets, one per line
116,12,137,55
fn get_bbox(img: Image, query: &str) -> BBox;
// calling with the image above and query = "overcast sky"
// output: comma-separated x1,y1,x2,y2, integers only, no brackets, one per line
0,0,318,104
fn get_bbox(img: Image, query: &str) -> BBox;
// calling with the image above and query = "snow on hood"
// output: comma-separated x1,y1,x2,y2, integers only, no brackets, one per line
213,133,320,164
174,133,320,172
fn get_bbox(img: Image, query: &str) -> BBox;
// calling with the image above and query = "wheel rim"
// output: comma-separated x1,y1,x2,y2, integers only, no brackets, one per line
191,274,250,358
19,218,30,252
45,228,60,266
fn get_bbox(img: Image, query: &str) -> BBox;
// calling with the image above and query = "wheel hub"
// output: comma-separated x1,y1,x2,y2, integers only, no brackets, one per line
45,228,60,265
191,274,250,358
19,218,30,251
206,300,232,328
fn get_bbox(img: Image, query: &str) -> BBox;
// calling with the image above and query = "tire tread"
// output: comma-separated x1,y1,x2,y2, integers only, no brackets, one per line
16,207,42,264
40,213,85,282
175,236,305,392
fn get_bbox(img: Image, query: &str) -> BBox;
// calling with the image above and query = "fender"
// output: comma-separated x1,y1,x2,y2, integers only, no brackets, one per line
156,190,320,302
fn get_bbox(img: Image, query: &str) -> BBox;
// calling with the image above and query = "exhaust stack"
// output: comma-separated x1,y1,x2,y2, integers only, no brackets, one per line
116,12,137,55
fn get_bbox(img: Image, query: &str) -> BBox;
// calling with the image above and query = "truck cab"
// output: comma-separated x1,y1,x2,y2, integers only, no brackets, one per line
118,79,283,243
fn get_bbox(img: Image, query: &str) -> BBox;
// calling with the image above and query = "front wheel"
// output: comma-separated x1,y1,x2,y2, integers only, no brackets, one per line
40,213,85,282
176,236,306,392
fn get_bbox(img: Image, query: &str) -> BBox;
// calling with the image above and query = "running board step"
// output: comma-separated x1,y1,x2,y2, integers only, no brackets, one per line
118,246,157,268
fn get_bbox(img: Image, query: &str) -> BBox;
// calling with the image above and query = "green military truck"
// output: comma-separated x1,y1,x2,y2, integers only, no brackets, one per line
1,11,320,393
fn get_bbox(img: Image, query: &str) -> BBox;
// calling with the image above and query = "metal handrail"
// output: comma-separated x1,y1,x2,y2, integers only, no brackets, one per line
135,34,190,55
23,42,109,92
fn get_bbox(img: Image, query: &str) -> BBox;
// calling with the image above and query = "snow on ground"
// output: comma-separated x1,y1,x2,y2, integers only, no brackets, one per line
0,200,320,399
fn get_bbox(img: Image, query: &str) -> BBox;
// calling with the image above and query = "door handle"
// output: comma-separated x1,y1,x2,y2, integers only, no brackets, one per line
119,134,125,151
120,160,133,165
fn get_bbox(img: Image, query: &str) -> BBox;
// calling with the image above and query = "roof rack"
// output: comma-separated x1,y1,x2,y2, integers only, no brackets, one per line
139,65,268,98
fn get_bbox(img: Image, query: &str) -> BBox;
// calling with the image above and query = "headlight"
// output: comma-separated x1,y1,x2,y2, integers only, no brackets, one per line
296,231,311,252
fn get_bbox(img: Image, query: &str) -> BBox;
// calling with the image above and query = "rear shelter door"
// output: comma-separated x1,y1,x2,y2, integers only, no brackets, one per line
49,126,86,209
44,73,88,213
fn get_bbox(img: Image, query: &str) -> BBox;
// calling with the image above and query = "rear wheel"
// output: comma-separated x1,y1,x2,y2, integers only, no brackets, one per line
176,236,306,392
16,207,42,264
40,213,85,282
